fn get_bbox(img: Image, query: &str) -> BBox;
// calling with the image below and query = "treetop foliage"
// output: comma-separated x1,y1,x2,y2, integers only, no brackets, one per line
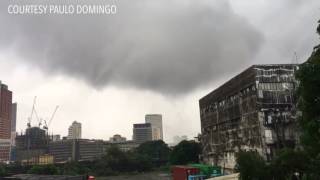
169,140,201,165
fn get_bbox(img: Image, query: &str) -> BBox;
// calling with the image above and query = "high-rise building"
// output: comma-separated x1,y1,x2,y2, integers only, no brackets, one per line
11,103,17,146
68,121,81,140
145,114,163,140
0,81,12,162
199,64,299,170
133,123,152,144
10,103,17,161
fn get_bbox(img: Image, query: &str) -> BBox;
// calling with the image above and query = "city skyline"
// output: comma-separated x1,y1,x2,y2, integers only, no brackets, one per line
0,0,319,143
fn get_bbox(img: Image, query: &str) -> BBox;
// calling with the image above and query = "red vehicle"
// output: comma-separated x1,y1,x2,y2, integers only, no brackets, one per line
172,166,200,180
87,175,95,180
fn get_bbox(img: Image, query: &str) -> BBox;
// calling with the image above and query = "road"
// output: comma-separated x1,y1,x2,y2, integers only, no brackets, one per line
97,171,171,180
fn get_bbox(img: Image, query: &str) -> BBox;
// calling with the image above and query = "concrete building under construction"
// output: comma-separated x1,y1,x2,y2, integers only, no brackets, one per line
15,127,50,164
199,64,299,170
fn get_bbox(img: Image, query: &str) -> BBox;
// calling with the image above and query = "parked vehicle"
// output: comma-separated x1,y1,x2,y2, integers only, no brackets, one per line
172,166,200,180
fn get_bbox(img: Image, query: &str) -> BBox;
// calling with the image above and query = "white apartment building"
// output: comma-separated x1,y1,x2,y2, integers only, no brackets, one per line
68,121,82,139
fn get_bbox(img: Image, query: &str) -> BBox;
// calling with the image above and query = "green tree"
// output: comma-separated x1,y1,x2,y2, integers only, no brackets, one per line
0,164,7,177
270,149,309,179
235,151,269,180
128,151,153,172
104,146,129,172
95,145,153,174
27,164,59,175
136,140,170,165
295,19,320,178
61,161,91,175
169,140,201,165
93,159,114,176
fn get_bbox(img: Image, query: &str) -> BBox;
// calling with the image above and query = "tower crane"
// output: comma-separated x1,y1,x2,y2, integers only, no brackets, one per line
27,96,43,128
27,96,37,128
43,105,59,131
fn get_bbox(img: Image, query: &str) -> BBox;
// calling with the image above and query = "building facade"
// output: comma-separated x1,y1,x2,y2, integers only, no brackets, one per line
111,140,139,152
10,103,17,161
199,64,299,170
0,82,12,162
133,123,152,144
145,114,163,140
15,127,49,164
109,134,126,143
68,121,81,139
49,139,109,163
11,103,17,145
50,135,61,142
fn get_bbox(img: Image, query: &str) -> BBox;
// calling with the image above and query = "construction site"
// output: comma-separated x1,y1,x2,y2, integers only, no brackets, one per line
14,97,59,164
13,97,139,165
199,64,299,170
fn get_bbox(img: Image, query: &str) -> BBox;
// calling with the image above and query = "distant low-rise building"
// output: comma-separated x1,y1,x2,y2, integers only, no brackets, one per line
38,154,54,165
109,134,126,143
111,140,139,152
48,139,109,163
50,135,61,142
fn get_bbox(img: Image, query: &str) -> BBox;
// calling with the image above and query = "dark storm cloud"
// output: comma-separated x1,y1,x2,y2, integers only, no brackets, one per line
0,0,263,94
251,0,320,64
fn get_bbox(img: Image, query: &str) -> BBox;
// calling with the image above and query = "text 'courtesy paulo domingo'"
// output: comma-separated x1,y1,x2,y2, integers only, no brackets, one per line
7,4,117,15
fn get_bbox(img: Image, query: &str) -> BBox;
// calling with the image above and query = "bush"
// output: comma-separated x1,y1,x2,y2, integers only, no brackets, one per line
0,165,7,177
235,151,269,180
270,149,309,179
27,164,59,175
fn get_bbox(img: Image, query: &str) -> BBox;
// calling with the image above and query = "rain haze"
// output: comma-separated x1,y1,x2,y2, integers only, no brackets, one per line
0,0,319,142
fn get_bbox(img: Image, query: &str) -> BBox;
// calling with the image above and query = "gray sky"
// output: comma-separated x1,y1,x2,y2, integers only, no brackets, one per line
0,0,319,142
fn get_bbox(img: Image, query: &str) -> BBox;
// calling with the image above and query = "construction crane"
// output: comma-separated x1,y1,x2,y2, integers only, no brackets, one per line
34,108,42,127
27,96,37,128
43,105,59,131
27,96,43,128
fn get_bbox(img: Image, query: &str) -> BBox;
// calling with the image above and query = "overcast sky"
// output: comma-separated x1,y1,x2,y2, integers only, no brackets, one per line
0,0,319,142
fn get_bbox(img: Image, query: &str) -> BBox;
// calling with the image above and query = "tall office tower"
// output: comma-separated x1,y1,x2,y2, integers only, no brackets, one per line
133,123,152,144
11,103,17,146
199,64,299,170
0,81,12,162
145,114,163,140
68,121,82,139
